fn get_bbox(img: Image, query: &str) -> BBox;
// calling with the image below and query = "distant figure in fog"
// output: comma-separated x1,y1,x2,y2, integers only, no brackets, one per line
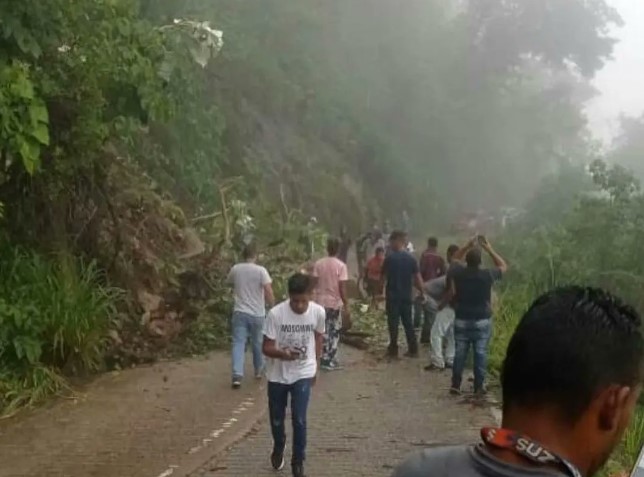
365,246,386,310
337,226,352,264
227,243,275,389
393,286,644,477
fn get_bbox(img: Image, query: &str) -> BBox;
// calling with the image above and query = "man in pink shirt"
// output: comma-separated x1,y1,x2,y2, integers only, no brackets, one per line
312,237,351,371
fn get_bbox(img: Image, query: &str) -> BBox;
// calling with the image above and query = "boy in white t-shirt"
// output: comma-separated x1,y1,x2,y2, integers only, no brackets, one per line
263,273,325,477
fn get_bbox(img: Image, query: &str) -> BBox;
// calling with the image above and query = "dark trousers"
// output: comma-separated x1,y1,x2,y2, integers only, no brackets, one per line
385,299,417,354
268,378,313,464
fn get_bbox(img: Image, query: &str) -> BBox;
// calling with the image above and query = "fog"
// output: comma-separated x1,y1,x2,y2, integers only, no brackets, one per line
587,0,644,143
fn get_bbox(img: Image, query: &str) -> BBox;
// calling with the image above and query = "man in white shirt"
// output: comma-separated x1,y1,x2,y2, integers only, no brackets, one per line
263,273,325,477
227,243,274,389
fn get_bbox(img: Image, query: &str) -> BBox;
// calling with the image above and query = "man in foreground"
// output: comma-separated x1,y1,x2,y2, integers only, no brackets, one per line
383,230,425,358
227,243,274,388
312,237,350,371
443,236,507,395
263,273,325,477
393,286,644,477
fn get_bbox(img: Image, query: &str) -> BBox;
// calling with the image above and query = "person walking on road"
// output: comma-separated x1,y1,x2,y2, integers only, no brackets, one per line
382,230,425,358
393,286,644,477
312,237,351,371
441,236,507,396
424,244,459,370
262,273,325,477
227,243,275,389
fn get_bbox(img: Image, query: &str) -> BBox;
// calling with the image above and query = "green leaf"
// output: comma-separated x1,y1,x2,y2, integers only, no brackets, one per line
18,138,40,174
30,122,50,146
30,103,48,123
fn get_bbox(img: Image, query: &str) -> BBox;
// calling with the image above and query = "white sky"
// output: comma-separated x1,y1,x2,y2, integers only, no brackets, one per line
586,0,644,143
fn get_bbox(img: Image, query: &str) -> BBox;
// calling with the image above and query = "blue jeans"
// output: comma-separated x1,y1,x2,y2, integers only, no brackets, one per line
231,311,264,379
451,319,492,392
268,378,313,464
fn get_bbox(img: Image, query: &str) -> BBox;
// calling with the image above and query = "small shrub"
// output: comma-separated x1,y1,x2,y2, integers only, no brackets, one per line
0,245,119,414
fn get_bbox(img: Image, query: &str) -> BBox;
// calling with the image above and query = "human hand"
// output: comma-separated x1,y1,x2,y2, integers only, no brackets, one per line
281,348,299,361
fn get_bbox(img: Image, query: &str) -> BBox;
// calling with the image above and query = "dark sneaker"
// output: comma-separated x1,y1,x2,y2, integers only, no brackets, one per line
445,362,453,369
232,376,242,389
292,463,305,477
424,364,443,371
270,450,285,470
320,361,343,371
449,386,461,396
385,347,399,359
474,386,488,398
403,350,419,358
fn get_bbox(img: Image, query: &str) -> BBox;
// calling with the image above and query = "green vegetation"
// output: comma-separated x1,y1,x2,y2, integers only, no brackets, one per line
0,246,117,415
490,160,644,475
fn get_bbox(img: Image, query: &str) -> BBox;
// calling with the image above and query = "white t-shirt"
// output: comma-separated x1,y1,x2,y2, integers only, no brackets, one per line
227,262,272,316
263,300,326,384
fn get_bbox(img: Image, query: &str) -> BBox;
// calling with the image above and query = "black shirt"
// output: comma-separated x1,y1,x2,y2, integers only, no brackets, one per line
383,250,419,302
448,263,502,320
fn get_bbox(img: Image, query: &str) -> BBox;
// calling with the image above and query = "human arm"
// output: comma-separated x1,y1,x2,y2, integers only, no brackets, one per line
263,283,275,308
480,238,508,274
437,277,455,311
262,268,275,308
339,263,351,321
313,308,325,385
452,238,477,262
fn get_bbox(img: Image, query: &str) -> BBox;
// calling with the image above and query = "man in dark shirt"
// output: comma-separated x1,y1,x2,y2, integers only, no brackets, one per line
419,237,446,282
393,286,644,477
441,236,507,395
416,237,447,337
382,230,425,358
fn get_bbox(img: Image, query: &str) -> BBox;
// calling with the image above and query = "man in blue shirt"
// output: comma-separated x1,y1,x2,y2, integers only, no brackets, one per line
440,236,507,396
382,230,425,358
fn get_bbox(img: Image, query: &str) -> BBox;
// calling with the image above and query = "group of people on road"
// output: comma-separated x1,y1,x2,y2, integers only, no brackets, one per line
226,236,351,477
225,226,644,477
361,229,507,396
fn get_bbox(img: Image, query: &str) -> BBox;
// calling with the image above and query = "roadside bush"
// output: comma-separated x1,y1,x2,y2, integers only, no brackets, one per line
0,245,119,414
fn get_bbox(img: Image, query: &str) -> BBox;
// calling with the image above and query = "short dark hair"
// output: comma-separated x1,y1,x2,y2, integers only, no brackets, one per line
288,273,312,295
389,230,406,242
446,244,459,258
502,286,644,424
327,237,340,256
427,237,438,248
465,248,481,267
242,243,257,260
376,247,385,254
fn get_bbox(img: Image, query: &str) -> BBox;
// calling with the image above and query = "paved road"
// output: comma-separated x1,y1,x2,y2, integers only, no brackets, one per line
0,353,267,477
0,345,494,477
191,347,494,477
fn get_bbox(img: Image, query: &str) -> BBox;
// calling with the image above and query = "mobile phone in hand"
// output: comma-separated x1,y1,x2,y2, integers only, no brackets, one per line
477,234,486,246
630,443,644,477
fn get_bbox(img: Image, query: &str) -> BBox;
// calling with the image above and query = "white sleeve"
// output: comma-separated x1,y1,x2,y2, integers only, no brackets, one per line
263,309,278,340
261,267,272,285
315,307,326,334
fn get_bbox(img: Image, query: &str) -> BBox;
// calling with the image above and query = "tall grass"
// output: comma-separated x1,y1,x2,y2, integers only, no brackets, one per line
0,245,119,415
